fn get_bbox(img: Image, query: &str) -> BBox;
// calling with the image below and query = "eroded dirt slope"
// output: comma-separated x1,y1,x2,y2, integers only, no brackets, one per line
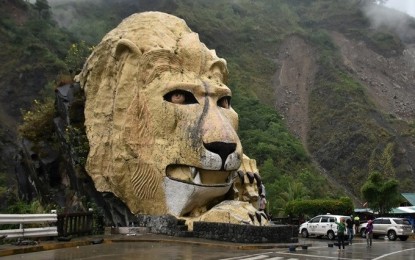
331,31,415,121
274,32,415,200
275,32,415,144
273,36,316,146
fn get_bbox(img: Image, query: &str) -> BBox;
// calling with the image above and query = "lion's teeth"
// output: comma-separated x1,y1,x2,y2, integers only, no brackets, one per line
190,167,201,184
193,171,201,184
190,167,197,178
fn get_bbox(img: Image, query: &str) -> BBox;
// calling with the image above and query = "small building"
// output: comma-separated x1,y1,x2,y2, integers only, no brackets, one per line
387,193,415,228
354,193,415,227
400,193,415,207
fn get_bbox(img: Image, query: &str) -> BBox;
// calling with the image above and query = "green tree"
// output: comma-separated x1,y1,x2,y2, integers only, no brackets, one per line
380,143,396,178
7,199,44,214
34,0,51,19
19,98,56,142
0,173,8,202
361,171,400,215
65,41,93,75
285,197,353,218
275,181,310,215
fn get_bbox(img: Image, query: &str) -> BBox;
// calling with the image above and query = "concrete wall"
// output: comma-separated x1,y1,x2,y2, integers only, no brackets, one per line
135,215,180,236
193,222,298,243
135,214,298,243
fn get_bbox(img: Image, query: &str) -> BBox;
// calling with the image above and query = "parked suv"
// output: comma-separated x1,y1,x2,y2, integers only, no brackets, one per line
359,217,413,241
299,214,351,240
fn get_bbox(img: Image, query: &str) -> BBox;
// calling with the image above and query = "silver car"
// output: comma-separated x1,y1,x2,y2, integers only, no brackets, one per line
359,217,413,241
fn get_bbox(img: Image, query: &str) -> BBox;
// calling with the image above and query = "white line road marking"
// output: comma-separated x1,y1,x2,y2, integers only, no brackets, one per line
304,242,368,250
372,247,415,260
274,251,362,260
220,253,272,260
236,255,269,260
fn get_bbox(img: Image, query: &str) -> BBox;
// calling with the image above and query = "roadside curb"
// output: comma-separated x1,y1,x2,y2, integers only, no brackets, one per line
0,239,94,257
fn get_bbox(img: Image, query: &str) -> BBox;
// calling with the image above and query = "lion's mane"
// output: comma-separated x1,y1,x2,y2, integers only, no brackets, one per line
76,12,228,213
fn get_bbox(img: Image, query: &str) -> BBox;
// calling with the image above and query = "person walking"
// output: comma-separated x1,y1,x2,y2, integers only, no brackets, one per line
258,195,267,216
346,217,354,245
335,217,346,250
354,215,360,235
255,194,268,225
366,220,373,247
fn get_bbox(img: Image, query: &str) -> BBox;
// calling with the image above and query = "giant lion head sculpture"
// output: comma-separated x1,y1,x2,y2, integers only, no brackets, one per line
77,12,265,225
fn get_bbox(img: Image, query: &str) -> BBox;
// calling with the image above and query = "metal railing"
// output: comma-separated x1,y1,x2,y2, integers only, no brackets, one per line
57,212,94,237
0,213,58,239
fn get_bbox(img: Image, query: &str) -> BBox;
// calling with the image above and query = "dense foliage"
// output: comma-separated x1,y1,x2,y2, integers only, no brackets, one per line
0,0,73,214
361,171,401,215
0,0,72,82
19,98,56,142
285,197,354,218
65,41,93,75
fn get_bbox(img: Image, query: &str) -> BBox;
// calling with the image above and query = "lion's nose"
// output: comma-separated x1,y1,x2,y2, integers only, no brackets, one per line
203,142,236,169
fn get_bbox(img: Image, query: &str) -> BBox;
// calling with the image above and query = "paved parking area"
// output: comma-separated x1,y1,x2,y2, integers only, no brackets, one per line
224,237,415,260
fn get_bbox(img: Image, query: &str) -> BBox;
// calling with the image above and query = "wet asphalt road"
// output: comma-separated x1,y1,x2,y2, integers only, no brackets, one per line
2,237,415,260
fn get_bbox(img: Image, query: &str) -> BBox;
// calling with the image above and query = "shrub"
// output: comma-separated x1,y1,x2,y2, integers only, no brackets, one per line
285,197,354,218
19,98,56,142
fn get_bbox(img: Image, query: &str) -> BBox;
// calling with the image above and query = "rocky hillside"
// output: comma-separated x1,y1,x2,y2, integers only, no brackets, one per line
274,3,415,197
1,0,414,216
0,0,74,210
276,31,415,194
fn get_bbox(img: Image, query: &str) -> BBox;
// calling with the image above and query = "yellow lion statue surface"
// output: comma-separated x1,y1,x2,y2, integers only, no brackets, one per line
76,11,267,227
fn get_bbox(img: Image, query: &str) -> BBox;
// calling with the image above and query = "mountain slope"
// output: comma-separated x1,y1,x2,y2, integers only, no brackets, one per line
49,0,415,203
272,1,415,197
1,0,414,215
0,0,74,210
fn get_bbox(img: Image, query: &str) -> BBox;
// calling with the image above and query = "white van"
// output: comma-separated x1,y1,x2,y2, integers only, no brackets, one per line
299,214,351,240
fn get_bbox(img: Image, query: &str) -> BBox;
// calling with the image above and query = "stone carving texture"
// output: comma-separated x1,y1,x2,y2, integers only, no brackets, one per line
76,12,267,226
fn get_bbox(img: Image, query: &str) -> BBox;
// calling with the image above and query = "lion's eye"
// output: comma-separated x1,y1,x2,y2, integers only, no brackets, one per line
218,96,231,109
164,90,198,105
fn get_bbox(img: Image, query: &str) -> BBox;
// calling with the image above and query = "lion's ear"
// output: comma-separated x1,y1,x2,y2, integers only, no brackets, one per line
115,39,142,57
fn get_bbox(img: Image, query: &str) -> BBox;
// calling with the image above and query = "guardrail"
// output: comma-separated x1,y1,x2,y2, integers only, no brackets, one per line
57,212,94,237
0,213,58,239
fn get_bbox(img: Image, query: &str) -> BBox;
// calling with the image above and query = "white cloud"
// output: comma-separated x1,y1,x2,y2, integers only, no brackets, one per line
384,0,415,17
362,2,415,43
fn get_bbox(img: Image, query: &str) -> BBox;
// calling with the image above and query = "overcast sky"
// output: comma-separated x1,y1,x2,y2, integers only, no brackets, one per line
45,0,415,18
45,0,415,16
384,0,415,17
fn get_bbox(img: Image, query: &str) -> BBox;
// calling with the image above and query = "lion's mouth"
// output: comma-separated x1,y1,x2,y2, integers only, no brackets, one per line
166,165,235,186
